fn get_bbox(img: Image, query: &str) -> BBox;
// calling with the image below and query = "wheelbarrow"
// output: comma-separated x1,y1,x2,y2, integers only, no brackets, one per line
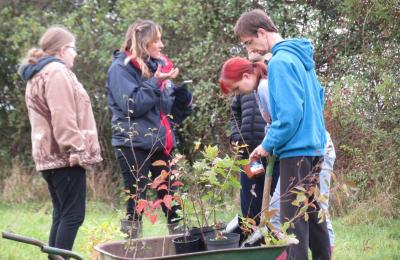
94,234,289,260
2,231,85,260
95,155,288,259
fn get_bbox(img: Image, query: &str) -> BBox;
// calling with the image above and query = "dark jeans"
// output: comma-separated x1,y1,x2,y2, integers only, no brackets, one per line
280,156,330,260
240,159,280,222
42,166,86,251
115,147,180,224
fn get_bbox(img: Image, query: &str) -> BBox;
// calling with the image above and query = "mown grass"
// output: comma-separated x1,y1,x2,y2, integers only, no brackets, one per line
0,201,399,259
333,217,400,260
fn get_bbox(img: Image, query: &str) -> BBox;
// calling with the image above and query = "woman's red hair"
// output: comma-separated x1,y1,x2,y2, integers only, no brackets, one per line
219,57,267,94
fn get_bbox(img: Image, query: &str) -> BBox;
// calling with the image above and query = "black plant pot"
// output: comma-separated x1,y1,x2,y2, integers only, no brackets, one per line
189,226,214,251
204,232,240,251
189,224,228,251
172,235,201,254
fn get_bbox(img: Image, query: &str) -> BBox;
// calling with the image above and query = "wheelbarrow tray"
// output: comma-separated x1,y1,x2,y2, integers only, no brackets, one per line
95,234,288,260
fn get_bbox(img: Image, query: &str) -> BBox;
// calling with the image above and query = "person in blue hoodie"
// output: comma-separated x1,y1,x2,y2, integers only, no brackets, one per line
231,9,330,259
107,19,193,237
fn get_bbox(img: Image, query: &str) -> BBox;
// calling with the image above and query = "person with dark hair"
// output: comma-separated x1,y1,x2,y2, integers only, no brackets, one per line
232,9,330,259
19,25,102,252
220,56,336,259
107,19,193,237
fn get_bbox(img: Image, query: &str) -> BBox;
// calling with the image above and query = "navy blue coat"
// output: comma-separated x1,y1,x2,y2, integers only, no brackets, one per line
107,51,192,150
230,93,267,156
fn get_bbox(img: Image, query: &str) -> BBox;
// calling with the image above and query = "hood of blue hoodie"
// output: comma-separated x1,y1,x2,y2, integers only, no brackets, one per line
19,56,64,82
272,38,315,71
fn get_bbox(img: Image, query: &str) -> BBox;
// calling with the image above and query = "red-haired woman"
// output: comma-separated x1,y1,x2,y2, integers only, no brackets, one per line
220,57,279,221
220,57,272,137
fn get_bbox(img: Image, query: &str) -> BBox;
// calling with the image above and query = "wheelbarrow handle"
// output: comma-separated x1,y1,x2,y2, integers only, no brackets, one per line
2,231,45,248
2,231,84,260
42,245,85,260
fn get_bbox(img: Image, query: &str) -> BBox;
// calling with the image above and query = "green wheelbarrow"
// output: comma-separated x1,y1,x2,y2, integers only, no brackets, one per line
2,231,85,260
95,234,289,260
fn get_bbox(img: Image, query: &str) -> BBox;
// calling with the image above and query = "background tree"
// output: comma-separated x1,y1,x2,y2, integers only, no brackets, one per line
0,0,398,217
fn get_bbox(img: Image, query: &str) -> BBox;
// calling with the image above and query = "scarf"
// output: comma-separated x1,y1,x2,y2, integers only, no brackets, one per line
126,52,174,155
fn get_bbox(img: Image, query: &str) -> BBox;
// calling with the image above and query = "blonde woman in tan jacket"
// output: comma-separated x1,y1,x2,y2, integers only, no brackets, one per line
19,25,102,252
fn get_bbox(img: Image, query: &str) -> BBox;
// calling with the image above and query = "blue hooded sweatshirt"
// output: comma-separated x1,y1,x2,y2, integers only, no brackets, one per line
261,38,326,159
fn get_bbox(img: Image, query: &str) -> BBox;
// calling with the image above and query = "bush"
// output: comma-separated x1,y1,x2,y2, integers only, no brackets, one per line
0,0,399,216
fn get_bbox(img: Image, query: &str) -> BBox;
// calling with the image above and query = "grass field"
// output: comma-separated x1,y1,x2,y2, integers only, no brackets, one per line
0,201,399,259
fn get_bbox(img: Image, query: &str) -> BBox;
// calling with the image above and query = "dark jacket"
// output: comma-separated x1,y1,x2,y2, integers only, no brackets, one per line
107,51,192,150
230,92,266,155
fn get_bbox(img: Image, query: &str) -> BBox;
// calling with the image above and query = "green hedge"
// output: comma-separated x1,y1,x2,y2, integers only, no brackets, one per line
0,0,398,214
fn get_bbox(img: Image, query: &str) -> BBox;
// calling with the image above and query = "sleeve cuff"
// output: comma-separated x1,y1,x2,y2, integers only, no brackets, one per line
261,138,273,154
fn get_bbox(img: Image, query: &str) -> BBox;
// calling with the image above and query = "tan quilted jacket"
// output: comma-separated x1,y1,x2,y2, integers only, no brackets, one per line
25,62,102,171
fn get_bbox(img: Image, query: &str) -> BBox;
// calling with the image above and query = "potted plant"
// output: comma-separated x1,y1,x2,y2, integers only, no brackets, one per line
179,144,246,251
171,192,202,254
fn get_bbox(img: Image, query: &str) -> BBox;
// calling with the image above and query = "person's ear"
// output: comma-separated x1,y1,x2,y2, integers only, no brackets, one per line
59,46,67,57
242,72,251,80
257,28,268,39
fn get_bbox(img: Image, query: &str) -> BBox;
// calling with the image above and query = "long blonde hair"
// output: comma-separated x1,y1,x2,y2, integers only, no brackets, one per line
121,19,161,78
20,25,75,66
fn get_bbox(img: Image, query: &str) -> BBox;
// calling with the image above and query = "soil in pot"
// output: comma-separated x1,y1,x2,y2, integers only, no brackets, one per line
172,235,201,254
204,232,240,251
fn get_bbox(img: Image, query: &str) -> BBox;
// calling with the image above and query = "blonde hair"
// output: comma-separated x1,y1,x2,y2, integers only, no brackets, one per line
20,25,75,65
121,19,161,78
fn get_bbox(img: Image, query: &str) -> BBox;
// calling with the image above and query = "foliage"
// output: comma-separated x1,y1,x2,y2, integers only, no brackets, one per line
0,0,399,217
1,159,48,203
132,157,184,227
175,144,243,238
80,219,123,259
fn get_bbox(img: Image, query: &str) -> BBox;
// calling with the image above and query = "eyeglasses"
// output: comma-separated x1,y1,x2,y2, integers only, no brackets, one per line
65,46,77,53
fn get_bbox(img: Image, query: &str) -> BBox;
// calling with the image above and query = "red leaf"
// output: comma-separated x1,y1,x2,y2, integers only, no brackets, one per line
144,210,151,217
152,199,163,209
136,199,148,214
150,214,158,224
160,170,169,180
163,194,173,210
157,184,168,191
171,181,184,187
150,179,163,189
